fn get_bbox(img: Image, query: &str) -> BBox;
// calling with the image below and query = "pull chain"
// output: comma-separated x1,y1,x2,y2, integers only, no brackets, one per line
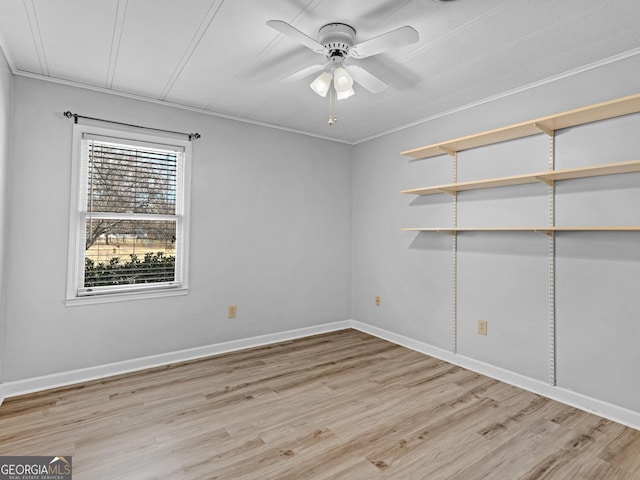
328,87,337,126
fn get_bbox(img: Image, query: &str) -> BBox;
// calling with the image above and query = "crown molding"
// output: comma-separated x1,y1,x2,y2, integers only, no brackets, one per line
3,40,640,146
354,46,640,145
12,69,354,145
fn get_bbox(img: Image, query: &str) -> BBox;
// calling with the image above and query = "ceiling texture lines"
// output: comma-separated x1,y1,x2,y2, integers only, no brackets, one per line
21,0,48,76
159,0,226,102
203,0,324,111
363,0,417,37
395,1,508,64
0,0,638,143
202,34,282,113
105,0,128,90
340,0,415,76
275,0,325,37
428,2,634,92
368,46,640,146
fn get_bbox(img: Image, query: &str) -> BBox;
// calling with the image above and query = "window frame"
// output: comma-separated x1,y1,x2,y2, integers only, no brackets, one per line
66,123,192,306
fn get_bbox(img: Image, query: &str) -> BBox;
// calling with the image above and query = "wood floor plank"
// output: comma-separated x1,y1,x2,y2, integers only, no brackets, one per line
0,329,638,479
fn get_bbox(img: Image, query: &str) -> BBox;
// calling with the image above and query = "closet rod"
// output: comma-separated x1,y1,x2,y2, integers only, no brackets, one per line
63,111,201,141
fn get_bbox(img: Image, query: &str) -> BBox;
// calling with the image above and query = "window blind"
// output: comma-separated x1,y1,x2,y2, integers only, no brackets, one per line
79,135,184,294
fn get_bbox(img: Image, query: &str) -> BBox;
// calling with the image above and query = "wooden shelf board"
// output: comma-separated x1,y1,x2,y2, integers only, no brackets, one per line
401,123,540,160
544,159,640,181
402,226,640,234
401,227,550,234
401,160,640,196
401,93,640,159
549,226,640,232
401,172,539,196
538,94,640,132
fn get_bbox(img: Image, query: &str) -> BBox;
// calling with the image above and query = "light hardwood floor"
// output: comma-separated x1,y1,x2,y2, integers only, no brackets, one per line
1,329,639,479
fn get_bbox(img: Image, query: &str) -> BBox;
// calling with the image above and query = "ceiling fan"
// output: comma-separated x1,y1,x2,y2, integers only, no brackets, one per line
267,19,419,125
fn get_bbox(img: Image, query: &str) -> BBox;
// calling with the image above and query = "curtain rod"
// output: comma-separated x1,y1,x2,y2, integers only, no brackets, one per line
63,111,201,141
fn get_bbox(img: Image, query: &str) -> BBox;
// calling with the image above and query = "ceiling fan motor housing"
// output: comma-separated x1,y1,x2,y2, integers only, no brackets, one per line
318,23,356,60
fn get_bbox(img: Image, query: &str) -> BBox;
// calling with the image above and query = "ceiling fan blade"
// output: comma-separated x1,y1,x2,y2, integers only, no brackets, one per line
349,26,419,59
280,64,326,82
346,65,388,94
267,20,326,54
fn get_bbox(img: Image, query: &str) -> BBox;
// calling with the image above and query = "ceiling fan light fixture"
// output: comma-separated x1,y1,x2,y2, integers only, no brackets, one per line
333,67,353,96
267,18,418,124
336,86,355,100
310,71,333,97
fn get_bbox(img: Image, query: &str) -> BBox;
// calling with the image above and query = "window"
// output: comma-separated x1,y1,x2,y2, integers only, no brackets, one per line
66,124,192,304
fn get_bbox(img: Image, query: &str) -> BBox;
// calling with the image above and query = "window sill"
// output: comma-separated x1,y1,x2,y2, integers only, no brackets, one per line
65,287,188,307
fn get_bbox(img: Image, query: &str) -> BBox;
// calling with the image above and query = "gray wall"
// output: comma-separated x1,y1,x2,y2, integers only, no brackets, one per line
2,77,352,382
352,53,640,413
0,48,12,384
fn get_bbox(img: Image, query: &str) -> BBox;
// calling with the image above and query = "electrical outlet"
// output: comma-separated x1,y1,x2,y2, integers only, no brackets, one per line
228,305,237,318
375,296,381,306
478,320,487,335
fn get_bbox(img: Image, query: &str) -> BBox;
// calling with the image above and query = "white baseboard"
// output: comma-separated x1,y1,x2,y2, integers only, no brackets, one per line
0,320,352,402
2,319,639,432
350,320,640,431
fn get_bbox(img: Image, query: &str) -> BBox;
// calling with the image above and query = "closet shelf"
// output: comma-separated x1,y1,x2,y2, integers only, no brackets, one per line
401,226,640,236
401,160,640,196
401,93,640,160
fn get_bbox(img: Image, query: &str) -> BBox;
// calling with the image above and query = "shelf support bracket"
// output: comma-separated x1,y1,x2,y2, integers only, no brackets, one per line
535,175,554,186
438,187,457,196
534,122,554,137
438,146,457,157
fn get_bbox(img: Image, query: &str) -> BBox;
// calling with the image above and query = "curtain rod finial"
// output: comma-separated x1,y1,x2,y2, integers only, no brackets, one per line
64,111,78,123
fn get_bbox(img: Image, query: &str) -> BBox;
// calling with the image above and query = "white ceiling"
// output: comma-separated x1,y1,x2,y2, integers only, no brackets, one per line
0,0,639,143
